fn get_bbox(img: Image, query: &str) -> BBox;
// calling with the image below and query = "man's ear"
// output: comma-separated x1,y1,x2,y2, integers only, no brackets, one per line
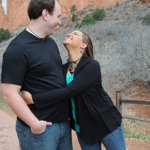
41,9,49,21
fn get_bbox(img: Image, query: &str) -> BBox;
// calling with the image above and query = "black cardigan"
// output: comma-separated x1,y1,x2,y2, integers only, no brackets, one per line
33,56,122,144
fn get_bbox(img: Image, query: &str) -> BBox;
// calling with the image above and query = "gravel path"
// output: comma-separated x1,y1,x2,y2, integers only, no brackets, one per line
0,110,19,150
0,109,150,150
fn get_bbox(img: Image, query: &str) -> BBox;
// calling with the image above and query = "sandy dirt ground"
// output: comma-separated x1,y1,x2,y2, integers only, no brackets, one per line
0,110,19,150
0,109,150,150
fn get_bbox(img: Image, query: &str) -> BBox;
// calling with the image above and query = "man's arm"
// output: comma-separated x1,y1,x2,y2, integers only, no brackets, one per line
1,83,52,133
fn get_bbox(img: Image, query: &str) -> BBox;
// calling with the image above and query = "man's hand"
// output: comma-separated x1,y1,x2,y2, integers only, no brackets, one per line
19,90,53,134
31,120,52,134
20,91,34,105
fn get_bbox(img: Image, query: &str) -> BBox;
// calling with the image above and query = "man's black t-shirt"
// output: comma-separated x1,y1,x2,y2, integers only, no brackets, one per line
1,30,69,123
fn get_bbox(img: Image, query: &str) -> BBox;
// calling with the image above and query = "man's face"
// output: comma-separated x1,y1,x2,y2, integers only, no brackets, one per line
46,1,62,35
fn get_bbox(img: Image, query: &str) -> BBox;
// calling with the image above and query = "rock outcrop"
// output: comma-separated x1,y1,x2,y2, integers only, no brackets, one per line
0,0,30,30
0,0,119,30
0,0,5,28
60,0,119,15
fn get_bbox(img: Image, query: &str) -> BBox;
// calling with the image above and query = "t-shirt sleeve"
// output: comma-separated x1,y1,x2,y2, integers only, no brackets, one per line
1,44,28,85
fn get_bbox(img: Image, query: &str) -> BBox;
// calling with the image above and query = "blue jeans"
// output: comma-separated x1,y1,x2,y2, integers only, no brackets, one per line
16,120,72,150
77,126,126,150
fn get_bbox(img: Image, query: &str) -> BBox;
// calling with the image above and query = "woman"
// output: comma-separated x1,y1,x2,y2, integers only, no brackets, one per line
21,30,126,150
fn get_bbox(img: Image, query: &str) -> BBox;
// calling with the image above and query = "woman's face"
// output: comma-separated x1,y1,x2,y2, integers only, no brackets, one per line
63,31,86,50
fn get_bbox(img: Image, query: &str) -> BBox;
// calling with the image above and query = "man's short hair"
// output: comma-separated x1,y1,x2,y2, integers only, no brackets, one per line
28,0,55,20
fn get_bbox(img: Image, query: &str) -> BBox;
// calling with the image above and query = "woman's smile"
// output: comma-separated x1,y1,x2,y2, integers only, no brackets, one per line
65,34,73,40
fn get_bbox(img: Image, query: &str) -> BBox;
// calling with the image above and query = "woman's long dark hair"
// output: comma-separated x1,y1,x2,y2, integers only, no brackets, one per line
82,32,94,58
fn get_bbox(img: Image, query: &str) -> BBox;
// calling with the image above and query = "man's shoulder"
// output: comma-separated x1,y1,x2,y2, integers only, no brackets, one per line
5,30,29,55
8,30,27,47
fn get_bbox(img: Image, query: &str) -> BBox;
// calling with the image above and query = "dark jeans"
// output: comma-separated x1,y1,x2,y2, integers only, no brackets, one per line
77,126,126,150
16,120,72,150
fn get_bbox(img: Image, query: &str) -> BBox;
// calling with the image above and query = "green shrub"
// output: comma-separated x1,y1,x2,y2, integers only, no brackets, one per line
72,14,77,22
71,5,78,23
140,0,146,4
92,8,105,21
116,2,119,7
0,28,11,43
81,15,96,26
142,14,150,25
75,22,82,28
71,4,77,15
76,8,105,28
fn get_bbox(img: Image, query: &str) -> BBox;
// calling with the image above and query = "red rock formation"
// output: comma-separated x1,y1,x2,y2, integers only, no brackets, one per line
0,0,120,30
0,0,5,28
60,0,120,15
1,0,30,30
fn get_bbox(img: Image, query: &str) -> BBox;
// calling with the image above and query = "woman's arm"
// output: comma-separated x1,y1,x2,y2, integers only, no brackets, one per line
32,60,101,109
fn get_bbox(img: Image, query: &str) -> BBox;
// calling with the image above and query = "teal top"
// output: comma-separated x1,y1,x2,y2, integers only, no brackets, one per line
66,73,80,132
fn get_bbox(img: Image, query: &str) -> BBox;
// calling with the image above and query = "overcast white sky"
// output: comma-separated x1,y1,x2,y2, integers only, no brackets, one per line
2,0,7,15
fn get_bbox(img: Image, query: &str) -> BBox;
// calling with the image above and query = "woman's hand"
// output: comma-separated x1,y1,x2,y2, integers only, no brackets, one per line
20,91,34,105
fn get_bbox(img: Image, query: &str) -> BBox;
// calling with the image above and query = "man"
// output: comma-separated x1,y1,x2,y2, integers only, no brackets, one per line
1,0,72,149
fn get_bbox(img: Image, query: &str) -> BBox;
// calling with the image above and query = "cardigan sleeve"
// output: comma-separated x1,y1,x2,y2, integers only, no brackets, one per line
33,60,101,108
